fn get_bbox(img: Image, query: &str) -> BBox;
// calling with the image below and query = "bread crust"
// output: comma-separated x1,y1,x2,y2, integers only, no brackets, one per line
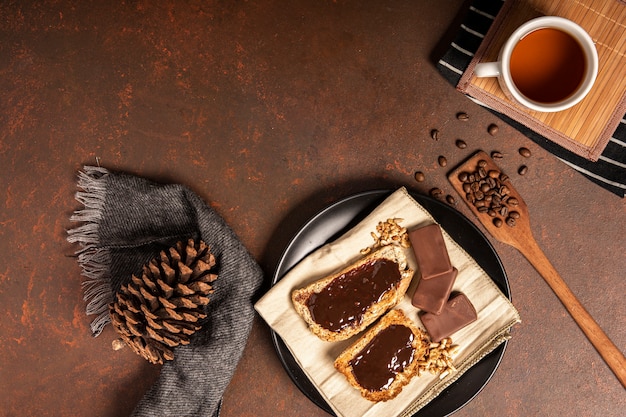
291,245,414,342
334,309,428,402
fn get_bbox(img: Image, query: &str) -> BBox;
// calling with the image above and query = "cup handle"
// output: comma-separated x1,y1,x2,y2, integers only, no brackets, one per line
474,62,500,78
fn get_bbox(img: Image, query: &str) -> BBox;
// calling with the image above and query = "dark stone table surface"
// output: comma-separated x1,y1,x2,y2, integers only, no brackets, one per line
1,1,623,416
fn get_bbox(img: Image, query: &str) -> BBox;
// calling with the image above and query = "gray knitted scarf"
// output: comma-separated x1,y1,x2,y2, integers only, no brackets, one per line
67,166,263,417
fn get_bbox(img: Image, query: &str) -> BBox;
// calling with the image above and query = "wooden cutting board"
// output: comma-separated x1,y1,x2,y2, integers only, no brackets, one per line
457,0,626,161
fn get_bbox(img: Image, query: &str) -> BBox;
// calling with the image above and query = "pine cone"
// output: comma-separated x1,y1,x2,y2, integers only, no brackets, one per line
109,239,218,364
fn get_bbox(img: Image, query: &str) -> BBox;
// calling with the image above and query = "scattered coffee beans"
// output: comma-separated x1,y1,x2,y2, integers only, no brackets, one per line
491,151,503,159
414,171,426,182
487,124,499,136
456,112,469,121
430,187,444,198
518,165,528,176
431,129,440,141
438,156,448,167
457,159,522,228
455,139,467,149
446,194,456,205
518,147,531,157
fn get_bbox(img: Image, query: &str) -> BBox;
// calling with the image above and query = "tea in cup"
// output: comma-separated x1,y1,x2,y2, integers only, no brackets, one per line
474,16,598,112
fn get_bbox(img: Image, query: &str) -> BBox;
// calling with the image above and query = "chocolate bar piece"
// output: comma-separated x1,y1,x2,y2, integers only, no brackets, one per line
408,224,452,279
421,293,477,342
412,267,458,315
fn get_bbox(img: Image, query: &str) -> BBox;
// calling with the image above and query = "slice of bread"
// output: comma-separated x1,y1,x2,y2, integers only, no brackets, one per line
334,309,428,402
291,244,414,342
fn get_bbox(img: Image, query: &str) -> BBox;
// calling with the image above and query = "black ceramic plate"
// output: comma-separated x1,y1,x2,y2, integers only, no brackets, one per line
270,190,510,417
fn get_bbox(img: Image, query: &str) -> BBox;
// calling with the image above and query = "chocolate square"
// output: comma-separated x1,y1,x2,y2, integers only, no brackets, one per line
421,293,477,342
408,224,452,279
411,267,458,315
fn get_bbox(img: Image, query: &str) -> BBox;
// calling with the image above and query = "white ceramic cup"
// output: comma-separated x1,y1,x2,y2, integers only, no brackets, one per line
474,16,598,112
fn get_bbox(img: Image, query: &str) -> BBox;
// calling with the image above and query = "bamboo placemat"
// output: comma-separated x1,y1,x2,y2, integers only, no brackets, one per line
457,0,626,161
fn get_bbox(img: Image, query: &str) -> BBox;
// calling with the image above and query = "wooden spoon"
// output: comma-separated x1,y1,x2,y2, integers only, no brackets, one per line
448,150,626,388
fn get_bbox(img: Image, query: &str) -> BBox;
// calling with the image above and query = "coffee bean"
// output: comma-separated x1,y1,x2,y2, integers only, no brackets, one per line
499,173,509,182
508,197,519,205
518,165,528,175
491,151,503,159
431,129,440,140
456,112,469,121
519,147,531,157
438,155,448,167
493,218,503,227
455,139,467,149
488,170,500,179
488,124,499,135
509,211,520,219
506,216,516,227
458,172,468,182
414,171,425,182
478,159,487,168
430,187,443,198
446,195,456,205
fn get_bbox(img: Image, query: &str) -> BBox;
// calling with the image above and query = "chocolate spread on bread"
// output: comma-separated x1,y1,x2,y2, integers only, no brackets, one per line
306,259,402,332
347,324,416,391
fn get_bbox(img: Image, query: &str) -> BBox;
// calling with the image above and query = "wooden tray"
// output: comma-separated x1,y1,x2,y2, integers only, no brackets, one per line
457,0,626,161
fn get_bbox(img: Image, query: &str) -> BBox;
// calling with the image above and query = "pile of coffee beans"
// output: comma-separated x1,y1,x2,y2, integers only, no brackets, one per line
457,159,520,228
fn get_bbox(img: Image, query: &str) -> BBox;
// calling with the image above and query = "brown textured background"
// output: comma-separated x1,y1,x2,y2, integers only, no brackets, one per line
0,1,624,416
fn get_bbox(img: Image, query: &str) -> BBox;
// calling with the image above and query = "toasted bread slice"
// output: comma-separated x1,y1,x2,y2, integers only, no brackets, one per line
291,245,414,342
334,309,428,402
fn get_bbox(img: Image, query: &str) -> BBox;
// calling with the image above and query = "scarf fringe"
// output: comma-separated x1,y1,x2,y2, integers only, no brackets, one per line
67,166,113,337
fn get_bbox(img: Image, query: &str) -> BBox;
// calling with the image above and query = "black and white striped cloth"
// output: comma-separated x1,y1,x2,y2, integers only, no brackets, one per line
437,0,626,197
